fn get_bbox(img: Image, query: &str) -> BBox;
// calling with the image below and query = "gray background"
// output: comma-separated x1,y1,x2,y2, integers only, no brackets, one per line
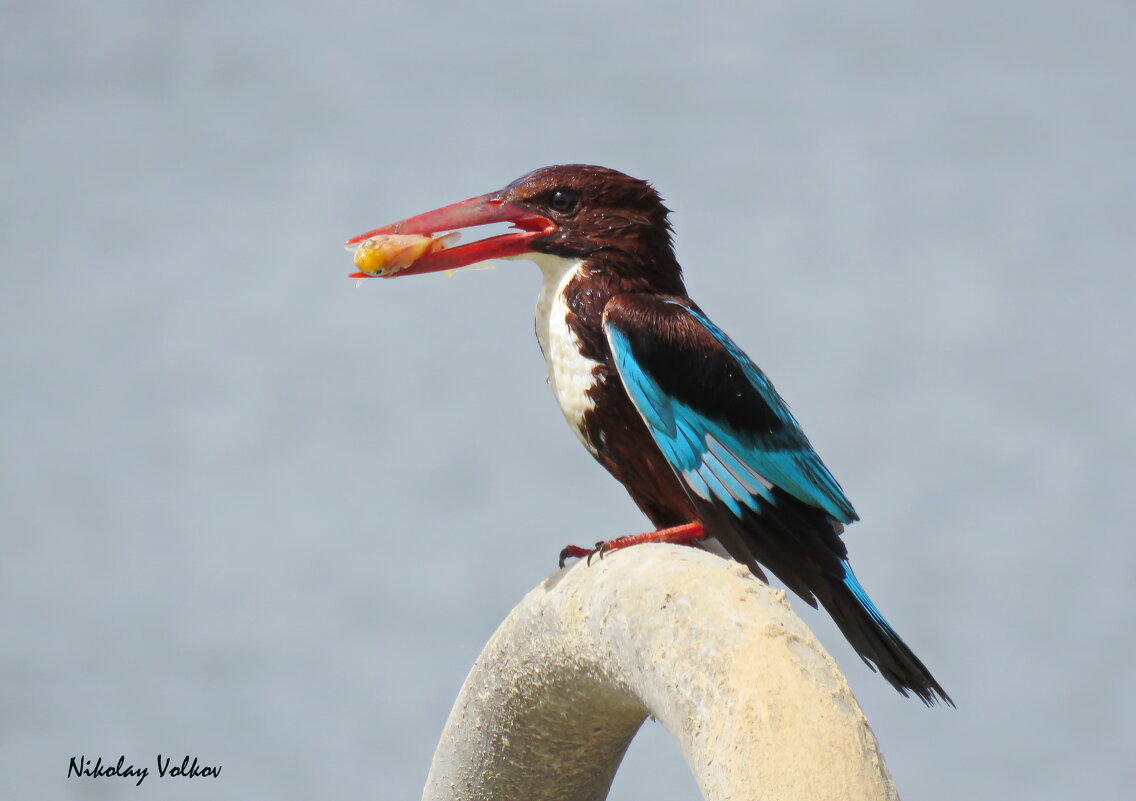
3,1,1133,798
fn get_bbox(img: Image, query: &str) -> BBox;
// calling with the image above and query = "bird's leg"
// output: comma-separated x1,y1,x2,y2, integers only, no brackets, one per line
558,522,706,567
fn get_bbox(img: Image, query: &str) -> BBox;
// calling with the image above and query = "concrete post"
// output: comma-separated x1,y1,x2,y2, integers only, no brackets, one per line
422,544,897,801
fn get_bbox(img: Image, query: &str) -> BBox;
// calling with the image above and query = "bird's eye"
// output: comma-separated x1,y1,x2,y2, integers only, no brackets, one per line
548,189,579,213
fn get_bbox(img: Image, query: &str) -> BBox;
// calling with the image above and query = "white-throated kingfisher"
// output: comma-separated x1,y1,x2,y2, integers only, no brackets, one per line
347,164,952,706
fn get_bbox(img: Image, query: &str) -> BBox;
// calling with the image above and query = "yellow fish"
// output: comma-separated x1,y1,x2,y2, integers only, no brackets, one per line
348,232,461,278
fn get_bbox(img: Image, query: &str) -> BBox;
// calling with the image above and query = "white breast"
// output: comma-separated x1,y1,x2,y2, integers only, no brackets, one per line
528,253,603,454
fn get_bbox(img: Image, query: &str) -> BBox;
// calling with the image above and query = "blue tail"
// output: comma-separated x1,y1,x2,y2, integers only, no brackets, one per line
825,564,953,707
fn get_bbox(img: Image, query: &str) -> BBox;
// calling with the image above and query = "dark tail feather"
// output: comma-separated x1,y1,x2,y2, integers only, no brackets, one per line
821,566,954,707
691,496,952,705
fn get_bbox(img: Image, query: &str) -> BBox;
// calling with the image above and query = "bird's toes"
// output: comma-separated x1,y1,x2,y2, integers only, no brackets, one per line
586,540,610,566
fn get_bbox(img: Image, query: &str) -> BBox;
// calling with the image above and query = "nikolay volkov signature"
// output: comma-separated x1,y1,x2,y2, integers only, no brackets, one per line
68,755,221,787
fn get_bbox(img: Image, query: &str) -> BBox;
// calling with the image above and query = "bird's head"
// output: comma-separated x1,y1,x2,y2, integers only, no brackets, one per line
346,164,681,288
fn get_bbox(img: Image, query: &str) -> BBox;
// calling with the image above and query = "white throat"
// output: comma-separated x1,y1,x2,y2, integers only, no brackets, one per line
526,253,602,453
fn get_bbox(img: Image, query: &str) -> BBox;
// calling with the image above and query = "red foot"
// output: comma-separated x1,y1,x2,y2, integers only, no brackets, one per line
558,522,706,568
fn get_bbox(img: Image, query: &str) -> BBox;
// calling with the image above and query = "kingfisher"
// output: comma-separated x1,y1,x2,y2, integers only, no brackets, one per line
347,164,951,706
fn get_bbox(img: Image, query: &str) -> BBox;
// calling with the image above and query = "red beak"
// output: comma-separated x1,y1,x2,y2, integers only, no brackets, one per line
345,191,555,278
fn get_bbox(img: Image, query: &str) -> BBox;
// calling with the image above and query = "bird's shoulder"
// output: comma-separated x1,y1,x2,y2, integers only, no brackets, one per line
602,293,787,436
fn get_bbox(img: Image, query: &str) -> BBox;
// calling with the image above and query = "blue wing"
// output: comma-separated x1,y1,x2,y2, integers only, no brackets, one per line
603,295,857,526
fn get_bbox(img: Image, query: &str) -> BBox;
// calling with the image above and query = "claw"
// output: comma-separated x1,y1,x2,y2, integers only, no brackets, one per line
559,544,591,568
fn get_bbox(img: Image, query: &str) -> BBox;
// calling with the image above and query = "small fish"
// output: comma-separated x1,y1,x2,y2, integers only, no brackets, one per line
347,232,461,278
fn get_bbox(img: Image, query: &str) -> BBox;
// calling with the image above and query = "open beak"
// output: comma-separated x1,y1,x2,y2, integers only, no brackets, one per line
345,191,555,278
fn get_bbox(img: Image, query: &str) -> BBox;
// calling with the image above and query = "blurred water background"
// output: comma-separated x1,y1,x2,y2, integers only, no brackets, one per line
3,1,1134,798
